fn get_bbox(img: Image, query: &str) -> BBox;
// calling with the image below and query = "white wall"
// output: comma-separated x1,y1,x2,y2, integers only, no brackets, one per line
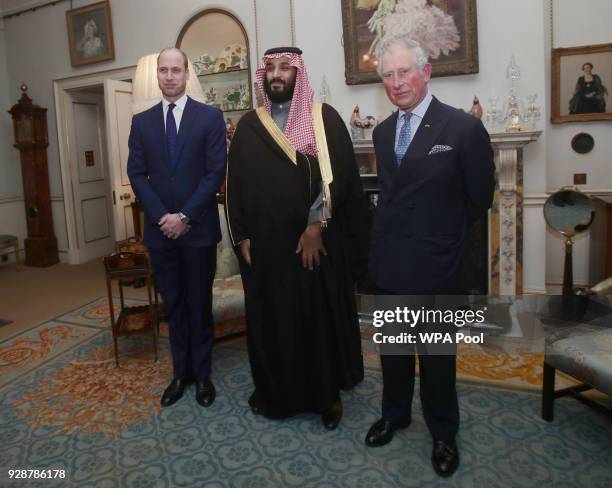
0,6,28,263
545,0,612,287
1,0,609,284
0,10,21,198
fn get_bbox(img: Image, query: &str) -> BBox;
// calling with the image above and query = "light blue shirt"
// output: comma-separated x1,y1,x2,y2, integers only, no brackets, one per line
394,90,433,150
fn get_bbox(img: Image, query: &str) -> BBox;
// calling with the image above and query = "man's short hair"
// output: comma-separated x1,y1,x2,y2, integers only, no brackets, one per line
157,47,189,70
374,36,429,76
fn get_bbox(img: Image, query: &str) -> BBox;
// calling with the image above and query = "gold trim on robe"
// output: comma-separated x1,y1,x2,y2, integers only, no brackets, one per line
255,107,297,165
312,102,333,213
224,155,237,246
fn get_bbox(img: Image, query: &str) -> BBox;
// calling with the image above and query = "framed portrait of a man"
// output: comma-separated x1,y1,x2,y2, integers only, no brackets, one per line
66,0,115,67
552,43,612,123
341,0,479,85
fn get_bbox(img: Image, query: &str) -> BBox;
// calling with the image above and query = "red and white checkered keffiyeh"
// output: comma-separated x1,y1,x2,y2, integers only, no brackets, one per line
255,51,318,157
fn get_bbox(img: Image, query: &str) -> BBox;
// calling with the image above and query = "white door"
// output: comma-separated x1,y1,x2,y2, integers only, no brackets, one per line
104,79,135,242
65,91,115,262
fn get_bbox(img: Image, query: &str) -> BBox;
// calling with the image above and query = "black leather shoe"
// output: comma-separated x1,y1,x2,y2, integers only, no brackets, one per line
432,440,459,477
322,398,343,431
196,378,216,407
364,417,411,447
248,391,264,415
161,378,187,407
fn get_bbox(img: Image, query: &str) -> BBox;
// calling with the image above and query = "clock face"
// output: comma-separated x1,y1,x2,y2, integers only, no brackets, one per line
17,113,34,143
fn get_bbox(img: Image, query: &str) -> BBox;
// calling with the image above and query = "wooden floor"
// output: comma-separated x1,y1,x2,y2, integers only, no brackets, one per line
0,258,147,341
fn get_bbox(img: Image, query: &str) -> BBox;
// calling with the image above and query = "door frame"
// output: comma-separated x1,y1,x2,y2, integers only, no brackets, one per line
54,65,135,264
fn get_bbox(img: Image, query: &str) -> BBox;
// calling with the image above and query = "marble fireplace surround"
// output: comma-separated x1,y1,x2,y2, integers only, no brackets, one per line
490,131,542,295
354,130,542,296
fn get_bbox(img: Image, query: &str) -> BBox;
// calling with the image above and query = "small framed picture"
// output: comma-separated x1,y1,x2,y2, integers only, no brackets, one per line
551,43,612,123
66,1,115,67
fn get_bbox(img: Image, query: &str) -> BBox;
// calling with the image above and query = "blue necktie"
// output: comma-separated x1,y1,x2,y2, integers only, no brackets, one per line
395,112,413,166
166,103,178,169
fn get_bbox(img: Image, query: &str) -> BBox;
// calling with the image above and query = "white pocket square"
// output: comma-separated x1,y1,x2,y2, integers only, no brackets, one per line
428,144,453,155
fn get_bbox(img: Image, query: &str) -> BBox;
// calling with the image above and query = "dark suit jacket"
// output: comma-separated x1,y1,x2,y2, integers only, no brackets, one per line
369,97,495,294
127,97,227,249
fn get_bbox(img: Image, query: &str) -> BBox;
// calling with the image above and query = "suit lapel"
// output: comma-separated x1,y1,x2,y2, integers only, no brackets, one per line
379,111,400,173
173,97,197,173
403,97,449,162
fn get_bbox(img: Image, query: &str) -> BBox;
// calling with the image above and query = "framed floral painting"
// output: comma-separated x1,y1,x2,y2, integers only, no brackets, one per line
341,0,479,85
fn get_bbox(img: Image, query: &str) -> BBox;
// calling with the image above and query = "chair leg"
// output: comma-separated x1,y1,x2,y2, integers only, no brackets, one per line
113,336,119,367
13,242,22,270
542,361,555,421
107,278,119,368
147,276,158,363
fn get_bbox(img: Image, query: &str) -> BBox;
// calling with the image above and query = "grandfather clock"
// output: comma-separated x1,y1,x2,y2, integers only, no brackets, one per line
9,84,59,267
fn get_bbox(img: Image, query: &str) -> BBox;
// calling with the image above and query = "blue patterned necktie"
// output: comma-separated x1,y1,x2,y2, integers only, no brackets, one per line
166,103,178,169
395,112,413,166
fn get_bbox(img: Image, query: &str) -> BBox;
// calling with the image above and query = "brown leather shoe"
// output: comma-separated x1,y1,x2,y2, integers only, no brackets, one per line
248,391,265,415
321,398,343,431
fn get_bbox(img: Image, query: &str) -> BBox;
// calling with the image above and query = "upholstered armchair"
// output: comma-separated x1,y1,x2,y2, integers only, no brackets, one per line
542,278,612,421
212,204,246,338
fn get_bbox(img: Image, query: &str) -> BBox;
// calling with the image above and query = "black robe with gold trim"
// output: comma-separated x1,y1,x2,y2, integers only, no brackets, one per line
225,103,366,418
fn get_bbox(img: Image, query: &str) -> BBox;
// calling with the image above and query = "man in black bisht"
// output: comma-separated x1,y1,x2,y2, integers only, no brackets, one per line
225,47,366,429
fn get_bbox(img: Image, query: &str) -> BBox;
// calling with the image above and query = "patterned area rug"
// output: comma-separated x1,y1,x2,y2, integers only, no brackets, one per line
3,297,559,392
1,298,611,487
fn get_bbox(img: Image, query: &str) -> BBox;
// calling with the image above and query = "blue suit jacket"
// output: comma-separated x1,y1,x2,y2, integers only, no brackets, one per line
127,97,227,249
369,97,495,294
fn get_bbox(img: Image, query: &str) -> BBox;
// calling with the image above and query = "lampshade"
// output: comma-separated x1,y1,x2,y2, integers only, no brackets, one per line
131,53,205,114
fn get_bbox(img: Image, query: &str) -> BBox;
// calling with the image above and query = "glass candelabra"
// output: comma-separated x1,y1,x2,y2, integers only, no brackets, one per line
484,56,541,133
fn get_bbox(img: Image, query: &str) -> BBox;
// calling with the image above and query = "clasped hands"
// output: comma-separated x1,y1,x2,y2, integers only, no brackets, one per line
240,222,326,271
159,213,191,240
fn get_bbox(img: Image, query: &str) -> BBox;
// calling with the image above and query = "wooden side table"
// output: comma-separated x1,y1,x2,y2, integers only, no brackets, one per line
103,252,158,366
0,235,21,269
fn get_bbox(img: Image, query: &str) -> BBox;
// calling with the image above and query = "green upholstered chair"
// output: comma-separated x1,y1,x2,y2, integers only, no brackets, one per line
542,278,612,421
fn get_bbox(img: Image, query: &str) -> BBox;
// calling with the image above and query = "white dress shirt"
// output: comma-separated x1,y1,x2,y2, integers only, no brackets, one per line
162,94,188,133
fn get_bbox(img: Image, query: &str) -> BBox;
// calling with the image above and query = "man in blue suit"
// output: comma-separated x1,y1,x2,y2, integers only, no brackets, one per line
364,36,495,477
127,47,226,408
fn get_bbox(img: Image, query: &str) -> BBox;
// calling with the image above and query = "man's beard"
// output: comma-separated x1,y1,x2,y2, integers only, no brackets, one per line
158,81,187,100
264,77,295,103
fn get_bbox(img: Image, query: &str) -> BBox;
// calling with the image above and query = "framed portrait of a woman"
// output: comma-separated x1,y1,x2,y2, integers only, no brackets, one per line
552,43,612,123
66,0,115,67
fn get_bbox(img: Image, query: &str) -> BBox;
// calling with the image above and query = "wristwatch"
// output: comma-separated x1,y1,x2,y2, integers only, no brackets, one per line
178,212,190,224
